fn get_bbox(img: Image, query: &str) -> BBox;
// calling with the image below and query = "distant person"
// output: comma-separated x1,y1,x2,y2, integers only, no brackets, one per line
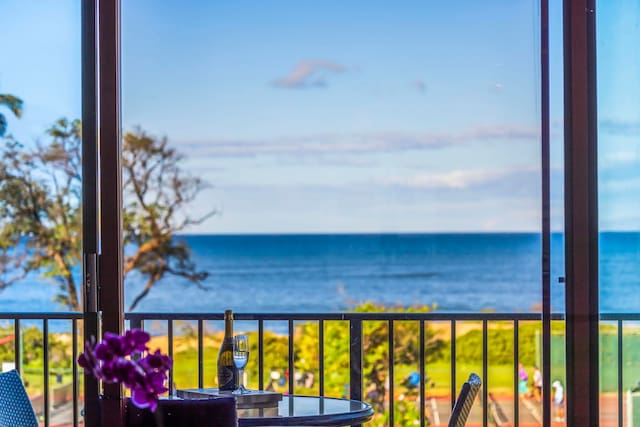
304,372,315,388
552,380,565,421
365,383,379,402
518,363,529,399
533,366,542,401
404,372,420,390
267,370,280,391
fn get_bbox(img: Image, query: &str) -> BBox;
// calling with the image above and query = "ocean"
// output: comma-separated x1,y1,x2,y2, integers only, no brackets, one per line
2,232,639,315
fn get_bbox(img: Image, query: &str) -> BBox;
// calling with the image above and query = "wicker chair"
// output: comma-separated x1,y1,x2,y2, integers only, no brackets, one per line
0,369,38,427
448,373,482,427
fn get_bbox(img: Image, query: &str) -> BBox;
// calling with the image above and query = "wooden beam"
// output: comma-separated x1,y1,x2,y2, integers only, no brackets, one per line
98,0,124,425
81,0,100,425
563,0,599,425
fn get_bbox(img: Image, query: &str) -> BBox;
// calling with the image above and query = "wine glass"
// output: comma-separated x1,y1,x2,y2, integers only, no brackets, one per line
233,334,249,394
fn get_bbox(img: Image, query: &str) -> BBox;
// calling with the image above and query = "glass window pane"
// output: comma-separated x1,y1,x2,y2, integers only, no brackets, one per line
122,0,543,314
0,3,82,426
0,1,82,311
598,2,640,426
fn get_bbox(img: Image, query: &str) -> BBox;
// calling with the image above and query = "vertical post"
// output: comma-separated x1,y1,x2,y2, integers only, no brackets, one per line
81,0,100,425
13,319,20,374
514,320,519,427
540,1,552,426
198,320,204,389
350,319,363,427
99,0,124,425
72,319,79,427
258,319,264,391
319,320,324,396
288,319,294,395
129,316,142,361
482,320,488,427
350,319,363,402
563,0,599,425
450,320,456,409
168,320,174,396
627,390,632,427
618,320,623,427
388,321,394,427
129,316,142,332
43,319,50,427
419,321,425,427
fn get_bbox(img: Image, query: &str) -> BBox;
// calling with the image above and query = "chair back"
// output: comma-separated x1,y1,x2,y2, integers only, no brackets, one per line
0,369,38,427
126,396,238,427
448,373,482,427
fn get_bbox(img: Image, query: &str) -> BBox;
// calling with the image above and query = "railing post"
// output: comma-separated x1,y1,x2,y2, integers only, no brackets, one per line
83,312,100,427
349,319,363,403
129,317,143,363
129,316,143,332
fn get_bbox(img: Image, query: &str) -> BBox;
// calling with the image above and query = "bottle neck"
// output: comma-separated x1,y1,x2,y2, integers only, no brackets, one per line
224,318,233,338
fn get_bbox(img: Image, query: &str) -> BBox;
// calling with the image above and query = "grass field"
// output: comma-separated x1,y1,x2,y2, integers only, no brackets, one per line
146,326,640,396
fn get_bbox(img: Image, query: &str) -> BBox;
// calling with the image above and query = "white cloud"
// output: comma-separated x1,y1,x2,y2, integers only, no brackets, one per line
272,60,347,89
381,167,530,190
490,82,504,92
179,124,539,159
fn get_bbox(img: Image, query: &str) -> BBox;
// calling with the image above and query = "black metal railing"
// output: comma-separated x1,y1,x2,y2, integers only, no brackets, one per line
127,312,566,427
0,313,84,427
2,311,639,426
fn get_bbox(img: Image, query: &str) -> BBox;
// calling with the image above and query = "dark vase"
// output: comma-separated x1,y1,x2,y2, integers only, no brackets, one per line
125,396,238,427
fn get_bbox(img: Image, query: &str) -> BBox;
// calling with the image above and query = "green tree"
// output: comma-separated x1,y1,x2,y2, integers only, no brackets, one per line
0,119,82,307
0,94,23,136
295,301,446,425
0,119,214,311
122,129,215,310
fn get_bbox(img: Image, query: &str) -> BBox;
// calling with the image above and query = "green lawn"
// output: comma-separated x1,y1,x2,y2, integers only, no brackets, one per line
11,324,640,397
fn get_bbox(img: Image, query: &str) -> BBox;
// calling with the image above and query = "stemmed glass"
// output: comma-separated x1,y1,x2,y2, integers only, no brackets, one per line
233,334,250,394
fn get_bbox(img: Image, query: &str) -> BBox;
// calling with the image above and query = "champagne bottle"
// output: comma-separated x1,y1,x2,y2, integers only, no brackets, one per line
217,309,237,391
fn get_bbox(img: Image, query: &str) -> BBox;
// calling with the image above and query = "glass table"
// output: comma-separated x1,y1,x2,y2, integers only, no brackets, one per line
237,395,373,426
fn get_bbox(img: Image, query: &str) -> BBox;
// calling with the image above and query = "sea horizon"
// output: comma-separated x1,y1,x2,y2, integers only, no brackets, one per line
1,231,638,318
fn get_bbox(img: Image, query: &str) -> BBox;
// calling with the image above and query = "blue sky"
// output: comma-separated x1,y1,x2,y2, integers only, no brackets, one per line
0,1,638,233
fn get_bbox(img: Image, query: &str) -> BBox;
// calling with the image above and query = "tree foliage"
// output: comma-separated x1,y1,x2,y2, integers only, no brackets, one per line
0,119,82,308
0,118,213,311
0,94,23,136
296,301,446,418
122,129,215,310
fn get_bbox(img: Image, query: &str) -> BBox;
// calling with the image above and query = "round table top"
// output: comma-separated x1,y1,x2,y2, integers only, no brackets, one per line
238,395,374,426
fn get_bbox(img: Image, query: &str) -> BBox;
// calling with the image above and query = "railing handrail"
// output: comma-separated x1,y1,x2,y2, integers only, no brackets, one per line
0,311,636,321
125,312,566,321
0,312,84,319
3,311,640,427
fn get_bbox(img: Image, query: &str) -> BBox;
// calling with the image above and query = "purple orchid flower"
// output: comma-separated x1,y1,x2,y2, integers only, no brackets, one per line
123,329,151,353
77,329,171,412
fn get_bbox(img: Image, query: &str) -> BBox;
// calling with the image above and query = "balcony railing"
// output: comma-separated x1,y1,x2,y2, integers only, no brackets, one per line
0,312,84,427
1,312,639,426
